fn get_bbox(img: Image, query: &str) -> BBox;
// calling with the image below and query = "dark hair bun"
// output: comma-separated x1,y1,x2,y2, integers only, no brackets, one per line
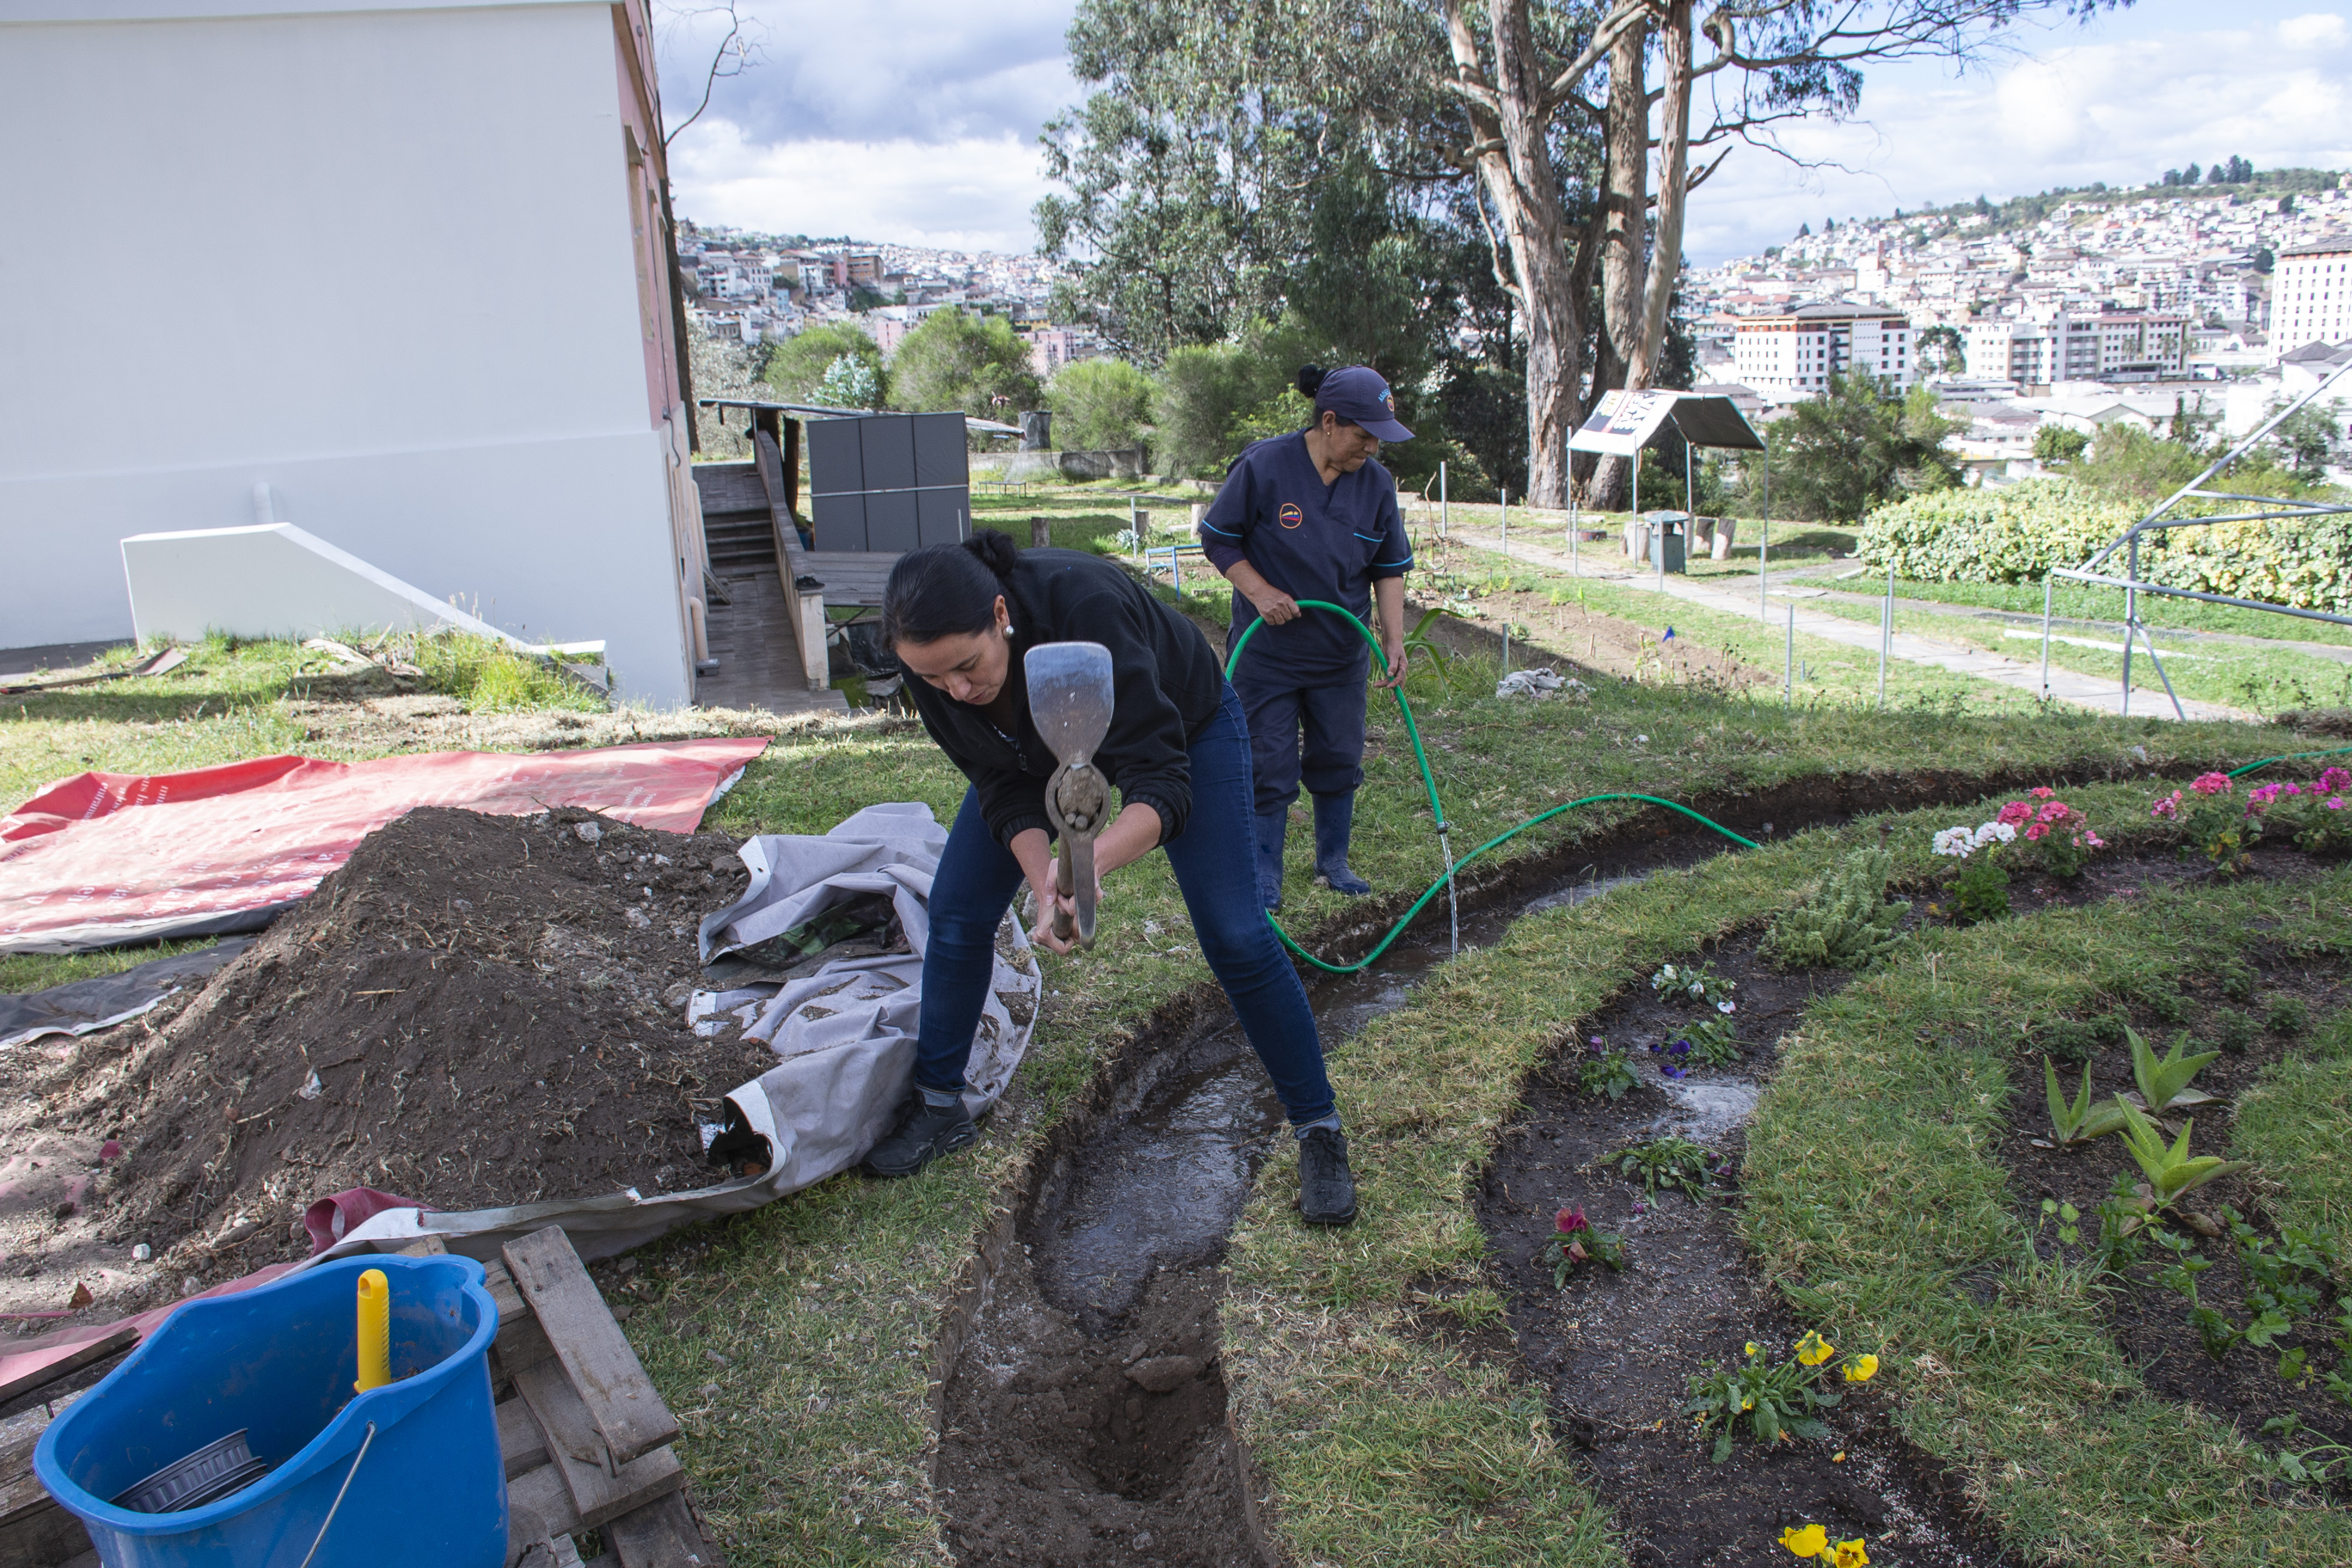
963,528,1019,577
1297,364,1325,400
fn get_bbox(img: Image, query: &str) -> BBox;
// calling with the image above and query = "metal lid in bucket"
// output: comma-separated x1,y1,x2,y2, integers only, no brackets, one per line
112,1428,271,1514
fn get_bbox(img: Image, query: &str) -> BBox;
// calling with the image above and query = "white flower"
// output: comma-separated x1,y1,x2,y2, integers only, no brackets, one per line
1973,821,2016,847
1716,1000,1736,1015
1931,826,1976,858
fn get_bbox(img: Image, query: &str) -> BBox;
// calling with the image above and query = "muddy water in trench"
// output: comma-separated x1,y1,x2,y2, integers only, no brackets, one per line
935,871,1639,1568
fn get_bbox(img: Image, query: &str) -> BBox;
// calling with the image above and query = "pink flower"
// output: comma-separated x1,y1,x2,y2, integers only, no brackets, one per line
2330,797,2347,811
2250,783,2283,807
2319,767,2352,793
1997,801,2034,826
2151,791,2182,819
2082,831,2106,848
1557,1206,1589,1235
2284,782,2304,796
2031,786,2056,800
2025,822,2050,841
2191,772,2232,797
2038,801,2071,823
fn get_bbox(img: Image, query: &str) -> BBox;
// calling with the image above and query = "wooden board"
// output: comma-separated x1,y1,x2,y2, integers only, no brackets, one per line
497,1394,550,1480
500,1230,678,1467
0,1328,136,1410
509,1461,586,1541
510,1358,681,1528
605,1487,730,1568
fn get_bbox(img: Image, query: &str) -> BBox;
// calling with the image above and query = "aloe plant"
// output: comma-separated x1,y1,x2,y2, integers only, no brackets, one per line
2115,1100,2247,1208
2044,1056,2129,1144
2127,1025,2221,1114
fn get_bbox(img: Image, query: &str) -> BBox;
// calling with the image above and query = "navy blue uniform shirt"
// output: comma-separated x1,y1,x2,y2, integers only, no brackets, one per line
1198,431,1413,682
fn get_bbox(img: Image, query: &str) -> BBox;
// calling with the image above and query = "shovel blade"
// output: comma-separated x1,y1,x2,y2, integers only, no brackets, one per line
1025,641,1114,765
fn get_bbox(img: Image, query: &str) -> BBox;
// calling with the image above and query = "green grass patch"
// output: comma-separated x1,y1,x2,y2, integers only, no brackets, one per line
1855,577,2352,648
2232,1008,2352,1239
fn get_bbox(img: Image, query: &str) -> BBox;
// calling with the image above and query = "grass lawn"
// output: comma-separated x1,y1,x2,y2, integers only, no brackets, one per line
5,501,2342,1564
1844,576,2352,650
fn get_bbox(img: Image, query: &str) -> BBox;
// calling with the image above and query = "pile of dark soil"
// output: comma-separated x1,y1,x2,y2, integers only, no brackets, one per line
13,805,770,1304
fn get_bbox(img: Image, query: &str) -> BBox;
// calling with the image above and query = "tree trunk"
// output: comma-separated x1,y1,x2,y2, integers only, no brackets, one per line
1626,0,1690,390
1588,13,1649,511
1446,0,1592,509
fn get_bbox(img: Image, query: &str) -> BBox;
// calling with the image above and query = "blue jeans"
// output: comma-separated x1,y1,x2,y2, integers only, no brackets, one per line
913,684,1337,1127
1230,667,1367,815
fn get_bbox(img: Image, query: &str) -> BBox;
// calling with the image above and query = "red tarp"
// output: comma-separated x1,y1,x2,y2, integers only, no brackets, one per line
0,739,770,953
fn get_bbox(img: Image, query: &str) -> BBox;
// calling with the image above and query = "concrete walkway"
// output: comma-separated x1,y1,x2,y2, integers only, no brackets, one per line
1436,522,2254,723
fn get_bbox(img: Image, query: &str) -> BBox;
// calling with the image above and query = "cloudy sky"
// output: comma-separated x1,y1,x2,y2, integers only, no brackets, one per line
658,0,2352,265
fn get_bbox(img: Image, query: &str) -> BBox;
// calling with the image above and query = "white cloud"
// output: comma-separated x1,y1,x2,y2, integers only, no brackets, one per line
1683,8,2352,264
667,121,1055,252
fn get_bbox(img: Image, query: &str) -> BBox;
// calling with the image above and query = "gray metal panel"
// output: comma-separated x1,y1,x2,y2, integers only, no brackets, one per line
912,412,969,489
864,489,921,554
811,490,868,552
1667,396,1765,451
917,488,968,549
859,415,917,492
805,418,865,496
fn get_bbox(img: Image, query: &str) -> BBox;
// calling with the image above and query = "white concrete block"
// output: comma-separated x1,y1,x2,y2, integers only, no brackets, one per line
121,523,527,648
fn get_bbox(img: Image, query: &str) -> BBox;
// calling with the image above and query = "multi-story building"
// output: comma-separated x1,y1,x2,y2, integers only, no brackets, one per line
1963,310,2185,387
1731,303,1913,400
2273,238,2352,362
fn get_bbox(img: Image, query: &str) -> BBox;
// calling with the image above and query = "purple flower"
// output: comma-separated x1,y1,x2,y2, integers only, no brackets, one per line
1669,1040,1691,1056
1631,1199,1649,1215
1556,1206,1589,1235
1662,1064,1689,1079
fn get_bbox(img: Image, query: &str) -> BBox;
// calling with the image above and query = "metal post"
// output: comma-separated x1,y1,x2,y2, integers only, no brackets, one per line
1878,563,1891,709
1785,603,1795,705
1501,485,1509,557
1758,447,1769,622
1440,461,1448,541
2040,576,2053,699
1570,465,1579,572
1683,435,1695,558
1129,495,1140,561
2123,537,2137,717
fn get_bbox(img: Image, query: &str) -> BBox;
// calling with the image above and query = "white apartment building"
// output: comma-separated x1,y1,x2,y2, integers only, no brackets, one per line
2273,239,2352,362
1731,304,1913,400
1964,311,2185,387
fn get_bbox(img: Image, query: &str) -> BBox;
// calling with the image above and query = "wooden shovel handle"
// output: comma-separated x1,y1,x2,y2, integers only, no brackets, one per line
1051,846,1077,942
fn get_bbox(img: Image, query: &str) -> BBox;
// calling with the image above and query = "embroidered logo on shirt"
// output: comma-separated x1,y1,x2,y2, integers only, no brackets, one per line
1278,503,1304,528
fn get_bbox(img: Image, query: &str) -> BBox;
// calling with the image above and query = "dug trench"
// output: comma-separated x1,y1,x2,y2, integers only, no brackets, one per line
1478,841,2345,1568
927,767,2259,1567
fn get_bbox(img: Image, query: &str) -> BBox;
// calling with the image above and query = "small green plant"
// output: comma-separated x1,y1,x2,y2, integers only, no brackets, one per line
1945,855,2012,923
2253,1413,2352,1489
2214,1011,2256,1055
2127,1025,2221,1115
2116,1101,2247,1210
1617,1138,1718,1202
1760,846,1910,970
1649,960,1738,1011
2035,1012,2124,1066
1538,1206,1626,1286
2151,773,2258,871
2038,1197,2082,1246
2044,1056,2130,1144
1679,1013,1742,1067
2268,995,2310,1036
1684,1331,1875,1463
2219,960,2258,1003
1576,1037,1640,1101
1398,607,1472,691
2096,1169,2155,1268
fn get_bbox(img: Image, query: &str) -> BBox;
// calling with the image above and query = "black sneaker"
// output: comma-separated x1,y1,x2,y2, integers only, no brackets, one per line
1297,1126,1358,1226
862,1092,978,1177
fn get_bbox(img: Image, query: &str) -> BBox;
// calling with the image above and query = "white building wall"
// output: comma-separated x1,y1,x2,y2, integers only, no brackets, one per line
2274,249,2352,363
0,1,693,705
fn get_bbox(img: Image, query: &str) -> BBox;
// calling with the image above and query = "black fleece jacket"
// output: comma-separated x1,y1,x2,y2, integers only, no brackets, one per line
904,549,1224,847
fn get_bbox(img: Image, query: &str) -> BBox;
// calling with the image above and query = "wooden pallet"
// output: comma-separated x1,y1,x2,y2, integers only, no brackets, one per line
0,1227,722,1568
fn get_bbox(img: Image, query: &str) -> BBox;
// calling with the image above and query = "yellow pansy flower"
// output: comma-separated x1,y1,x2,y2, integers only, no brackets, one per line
1795,1330,1835,1367
1843,1354,1880,1383
1832,1539,1869,1567
1779,1523,1829,1557
1745,1341,1761,1356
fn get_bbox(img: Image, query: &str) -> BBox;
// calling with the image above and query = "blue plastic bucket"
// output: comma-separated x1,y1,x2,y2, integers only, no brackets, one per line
35,1254,507,1568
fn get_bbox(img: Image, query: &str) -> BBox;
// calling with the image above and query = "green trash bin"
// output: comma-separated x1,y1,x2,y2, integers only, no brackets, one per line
1646,513,1688,574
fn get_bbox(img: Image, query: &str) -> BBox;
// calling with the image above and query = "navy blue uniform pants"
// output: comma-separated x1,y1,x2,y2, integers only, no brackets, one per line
1230,668,1366,816
912,684,1337,1128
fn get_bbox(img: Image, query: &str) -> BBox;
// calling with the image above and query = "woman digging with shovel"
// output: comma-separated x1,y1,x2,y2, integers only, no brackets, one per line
859,529,1358,1226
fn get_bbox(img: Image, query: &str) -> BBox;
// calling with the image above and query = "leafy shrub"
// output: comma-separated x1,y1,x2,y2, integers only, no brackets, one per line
1761,846,1910,970
1857,480,2133,584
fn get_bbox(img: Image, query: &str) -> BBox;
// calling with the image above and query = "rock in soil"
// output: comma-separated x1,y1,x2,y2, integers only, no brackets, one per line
0,805,770,1321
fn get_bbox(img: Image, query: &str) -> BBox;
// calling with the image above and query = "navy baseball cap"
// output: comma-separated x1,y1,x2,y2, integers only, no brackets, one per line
1315,365,1413,442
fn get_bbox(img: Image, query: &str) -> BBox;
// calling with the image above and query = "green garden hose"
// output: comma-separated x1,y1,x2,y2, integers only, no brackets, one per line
1224,601,1759,975
2227,746,2352,779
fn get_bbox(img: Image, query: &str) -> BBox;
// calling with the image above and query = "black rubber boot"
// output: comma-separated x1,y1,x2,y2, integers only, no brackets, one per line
1311,792,1372,896
1255,807,1288,912
862,1089,977,1177
1297,1125,1358,1225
